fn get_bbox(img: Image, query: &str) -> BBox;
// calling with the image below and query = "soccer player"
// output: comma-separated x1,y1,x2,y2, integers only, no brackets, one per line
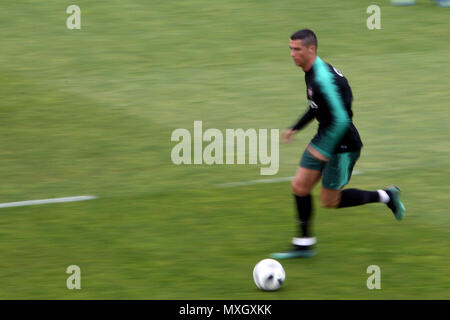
270,29,405,259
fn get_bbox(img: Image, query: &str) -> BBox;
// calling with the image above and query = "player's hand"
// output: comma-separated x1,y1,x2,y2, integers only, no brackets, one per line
282,129,298,144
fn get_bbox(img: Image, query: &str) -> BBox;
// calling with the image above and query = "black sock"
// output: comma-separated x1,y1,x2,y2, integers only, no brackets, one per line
294,194,313,238
338,188,379,208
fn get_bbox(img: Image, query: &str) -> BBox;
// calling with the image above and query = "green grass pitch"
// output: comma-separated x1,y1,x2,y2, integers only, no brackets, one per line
0,0,449,299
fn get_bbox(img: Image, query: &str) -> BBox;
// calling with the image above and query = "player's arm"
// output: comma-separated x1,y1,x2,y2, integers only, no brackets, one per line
283,108,314,143
310,63,350,160
291,108,315,131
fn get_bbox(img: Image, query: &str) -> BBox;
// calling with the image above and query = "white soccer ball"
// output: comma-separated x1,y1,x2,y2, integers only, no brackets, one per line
253,258,285,291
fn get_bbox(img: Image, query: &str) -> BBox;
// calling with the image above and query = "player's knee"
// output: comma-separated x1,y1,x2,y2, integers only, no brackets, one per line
291,180,311,197
321,198,339,208
321,193,340,208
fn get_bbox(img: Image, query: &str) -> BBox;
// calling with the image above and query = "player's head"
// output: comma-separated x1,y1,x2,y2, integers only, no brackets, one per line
289,29,317,71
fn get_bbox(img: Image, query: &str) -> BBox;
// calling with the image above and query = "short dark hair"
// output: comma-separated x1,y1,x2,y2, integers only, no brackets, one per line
290,29,317,49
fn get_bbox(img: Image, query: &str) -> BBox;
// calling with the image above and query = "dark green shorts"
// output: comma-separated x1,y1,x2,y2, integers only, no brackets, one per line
300,149,361,190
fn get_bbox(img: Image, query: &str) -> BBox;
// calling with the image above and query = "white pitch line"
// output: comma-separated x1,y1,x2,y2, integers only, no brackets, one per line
216,170,364,188
0,196,98,208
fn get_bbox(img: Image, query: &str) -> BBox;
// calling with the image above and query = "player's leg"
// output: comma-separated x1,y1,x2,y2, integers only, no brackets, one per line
291,166,322,240
333,186,405,221
270,150,322,259
321,185,388,210
319,151,378,209
321,151,405,220
320,186,343,208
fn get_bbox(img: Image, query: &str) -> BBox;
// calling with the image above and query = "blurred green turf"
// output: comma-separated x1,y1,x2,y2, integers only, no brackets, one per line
0,0,449,299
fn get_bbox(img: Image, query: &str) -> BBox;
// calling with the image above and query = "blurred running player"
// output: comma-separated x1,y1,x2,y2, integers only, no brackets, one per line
270,29,405,259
